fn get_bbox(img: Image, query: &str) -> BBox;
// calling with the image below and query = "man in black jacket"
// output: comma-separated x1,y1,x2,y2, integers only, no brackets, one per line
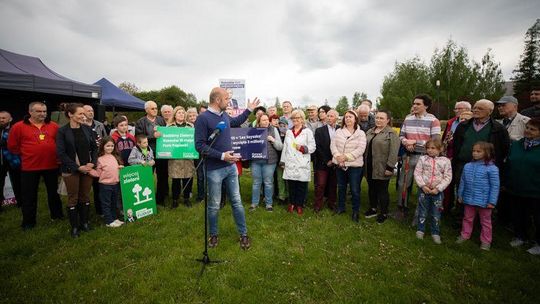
453,99,510,181
135,101,167,206
452,99,510,223
313,109,339,212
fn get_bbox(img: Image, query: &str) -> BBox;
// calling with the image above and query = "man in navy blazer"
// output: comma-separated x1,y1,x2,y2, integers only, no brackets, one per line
313,109,339,212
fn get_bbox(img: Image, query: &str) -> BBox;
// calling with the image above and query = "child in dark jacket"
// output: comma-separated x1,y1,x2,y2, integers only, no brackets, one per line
456,141,500,251
111,115,136,166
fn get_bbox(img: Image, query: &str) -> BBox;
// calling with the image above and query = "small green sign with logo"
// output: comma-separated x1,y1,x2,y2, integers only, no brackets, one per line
120,165,157,222
155,126,200,159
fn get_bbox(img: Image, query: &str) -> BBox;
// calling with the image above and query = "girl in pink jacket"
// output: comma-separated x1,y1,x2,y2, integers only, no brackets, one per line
413,139,452,244
90,136,125,228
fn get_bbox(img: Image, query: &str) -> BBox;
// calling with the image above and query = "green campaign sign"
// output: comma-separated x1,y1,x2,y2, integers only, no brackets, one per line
155,126,200,159
120,165,157,222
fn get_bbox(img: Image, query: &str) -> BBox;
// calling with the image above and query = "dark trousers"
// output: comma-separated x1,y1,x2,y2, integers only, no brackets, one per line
155,159,169,204
367,178,390,215
511,194,540,243
172,178,192,200
92,178,102,215
99,183,119,225
287,180,308,207
314,168,336,210
442,179,455,214
195,159,205,201
20,169,63,227
0,163,22,206
496,189,512,225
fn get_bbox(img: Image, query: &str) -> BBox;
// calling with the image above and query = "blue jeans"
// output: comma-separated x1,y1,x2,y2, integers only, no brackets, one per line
99,183,119,225
336,167,363,212
251,161,276,207
417,189,443,235
207,164,247,236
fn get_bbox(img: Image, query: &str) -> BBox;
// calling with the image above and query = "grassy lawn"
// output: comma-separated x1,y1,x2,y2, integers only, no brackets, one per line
1,172,540,303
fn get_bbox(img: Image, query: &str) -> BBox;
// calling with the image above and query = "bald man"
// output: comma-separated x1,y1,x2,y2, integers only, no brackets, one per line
195,87,260,250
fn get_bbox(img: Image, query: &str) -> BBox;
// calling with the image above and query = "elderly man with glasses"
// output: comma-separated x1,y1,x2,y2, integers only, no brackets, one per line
135,101,168,206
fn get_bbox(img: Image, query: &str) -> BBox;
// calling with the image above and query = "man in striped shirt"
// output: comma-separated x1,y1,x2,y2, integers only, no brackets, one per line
396,94,441,217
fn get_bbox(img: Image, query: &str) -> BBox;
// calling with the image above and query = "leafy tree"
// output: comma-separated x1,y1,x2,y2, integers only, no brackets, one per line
380,40,505,119
471,49,505,102
118,82,139,95
512,19,540,96
352,91,368,108
134,85,197,110
379,57,432,118
274,97,283,116
335,96,350,115
430,40,476,117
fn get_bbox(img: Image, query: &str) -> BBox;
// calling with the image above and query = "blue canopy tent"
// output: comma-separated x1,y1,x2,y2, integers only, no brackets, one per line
0,48,101,121
94,78,145,111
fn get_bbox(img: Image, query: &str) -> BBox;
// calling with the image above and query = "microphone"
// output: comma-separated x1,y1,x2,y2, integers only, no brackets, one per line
208,121,227,141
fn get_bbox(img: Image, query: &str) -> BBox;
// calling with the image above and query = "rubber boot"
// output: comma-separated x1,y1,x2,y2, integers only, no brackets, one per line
67,206,79,238
79,202,92,232
184,197,192,208
172,199,179,209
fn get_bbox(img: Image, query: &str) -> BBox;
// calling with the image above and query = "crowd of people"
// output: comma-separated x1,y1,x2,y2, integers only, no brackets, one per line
0,86,539,253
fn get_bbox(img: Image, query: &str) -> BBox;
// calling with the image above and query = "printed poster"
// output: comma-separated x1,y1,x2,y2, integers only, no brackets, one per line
120,165,157,222
230,128,268,160
155,126,199,159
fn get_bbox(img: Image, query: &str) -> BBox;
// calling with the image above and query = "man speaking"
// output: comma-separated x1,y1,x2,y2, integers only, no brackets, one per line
195,87,259,250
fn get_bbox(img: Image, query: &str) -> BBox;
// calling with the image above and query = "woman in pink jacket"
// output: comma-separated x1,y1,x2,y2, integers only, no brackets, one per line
331,110,367,222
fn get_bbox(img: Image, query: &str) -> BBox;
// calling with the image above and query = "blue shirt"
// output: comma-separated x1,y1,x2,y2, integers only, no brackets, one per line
194,106,251,171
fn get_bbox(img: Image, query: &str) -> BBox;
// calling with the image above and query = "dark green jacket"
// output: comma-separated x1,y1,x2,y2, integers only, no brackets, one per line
505,139,540,199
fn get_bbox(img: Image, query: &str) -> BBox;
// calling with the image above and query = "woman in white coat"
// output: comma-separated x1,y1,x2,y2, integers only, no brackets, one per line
280,110,316,215
331,110,367,222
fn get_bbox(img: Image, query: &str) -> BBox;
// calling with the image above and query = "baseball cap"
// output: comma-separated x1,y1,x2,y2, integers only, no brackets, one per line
496,96,518,105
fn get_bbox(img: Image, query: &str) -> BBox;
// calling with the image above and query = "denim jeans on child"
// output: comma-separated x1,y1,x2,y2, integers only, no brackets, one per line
250,160,276,207
99,183,119,225
207,164,247,236
416,189,443,235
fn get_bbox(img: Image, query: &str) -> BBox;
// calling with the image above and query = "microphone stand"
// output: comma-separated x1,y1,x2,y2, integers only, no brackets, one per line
196,132,224,278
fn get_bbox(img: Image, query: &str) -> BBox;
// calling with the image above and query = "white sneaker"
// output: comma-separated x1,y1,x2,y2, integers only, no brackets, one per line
480,243,491,251
113,219,125,226
509,238,525,248
416,231,424,240
456,236,467,244
527,245,540,255
106,221,121,228
432,235,442,244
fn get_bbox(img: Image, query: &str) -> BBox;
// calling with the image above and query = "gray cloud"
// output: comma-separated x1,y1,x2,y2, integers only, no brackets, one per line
283,0,540,71
0,0,538,106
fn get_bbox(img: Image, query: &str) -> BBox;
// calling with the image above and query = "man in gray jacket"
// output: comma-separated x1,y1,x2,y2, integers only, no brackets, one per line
496,96,530,141
83,105,107,215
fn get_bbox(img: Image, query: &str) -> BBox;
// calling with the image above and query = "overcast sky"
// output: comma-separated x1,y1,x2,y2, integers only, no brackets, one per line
1,0,539,108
